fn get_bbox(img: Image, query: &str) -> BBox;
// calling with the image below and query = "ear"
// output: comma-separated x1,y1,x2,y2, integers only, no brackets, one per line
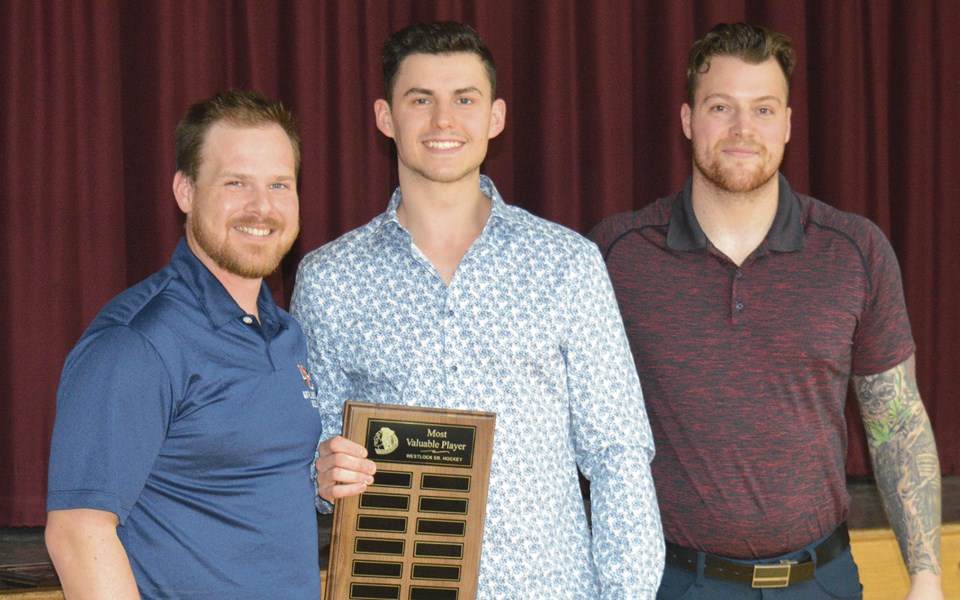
488,98,506,139
374,99,395,139
784,106,792,144
680,103,693,140
173,171,195,215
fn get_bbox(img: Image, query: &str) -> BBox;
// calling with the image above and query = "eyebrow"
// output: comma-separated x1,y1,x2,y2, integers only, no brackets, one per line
217,172,295,182
701,93,784,105
402,86,485,98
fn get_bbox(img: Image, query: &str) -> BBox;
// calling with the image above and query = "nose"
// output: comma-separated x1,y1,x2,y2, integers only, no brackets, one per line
431,102,454,129
730,111,753,138
245,186,270,214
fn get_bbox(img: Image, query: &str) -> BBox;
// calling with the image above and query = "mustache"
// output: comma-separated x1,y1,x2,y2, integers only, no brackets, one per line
230,217,284,230
718,139,765,152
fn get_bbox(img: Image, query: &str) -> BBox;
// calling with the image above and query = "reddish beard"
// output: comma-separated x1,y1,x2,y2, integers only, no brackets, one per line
692,140,780,195
190,216,297,279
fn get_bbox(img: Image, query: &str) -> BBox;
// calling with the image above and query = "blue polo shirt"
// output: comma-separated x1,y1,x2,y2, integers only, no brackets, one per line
48,238,323,599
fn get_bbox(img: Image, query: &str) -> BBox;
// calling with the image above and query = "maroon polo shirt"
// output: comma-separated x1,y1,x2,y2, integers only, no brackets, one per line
589,173,914,558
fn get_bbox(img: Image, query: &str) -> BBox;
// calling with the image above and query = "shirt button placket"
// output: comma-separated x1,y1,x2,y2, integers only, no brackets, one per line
442,294,459,382
732,269,745,321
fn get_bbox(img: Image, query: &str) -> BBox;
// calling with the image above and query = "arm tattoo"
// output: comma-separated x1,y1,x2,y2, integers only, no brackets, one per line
854,357,941,576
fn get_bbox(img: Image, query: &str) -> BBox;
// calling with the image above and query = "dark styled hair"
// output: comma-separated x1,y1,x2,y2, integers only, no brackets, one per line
382,21,497,103
686,23,796,105
175,89,300,181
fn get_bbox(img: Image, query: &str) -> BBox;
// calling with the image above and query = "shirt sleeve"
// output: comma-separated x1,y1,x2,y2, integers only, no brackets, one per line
561,243,664,598
47,325,173,524
850,221,916,376
291,254,354,514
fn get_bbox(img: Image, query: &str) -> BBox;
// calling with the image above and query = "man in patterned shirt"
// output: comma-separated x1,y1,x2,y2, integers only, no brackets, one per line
590,23,942,599
292,21,664,598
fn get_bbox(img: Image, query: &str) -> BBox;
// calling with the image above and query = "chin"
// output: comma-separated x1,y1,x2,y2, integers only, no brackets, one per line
700,161,778,195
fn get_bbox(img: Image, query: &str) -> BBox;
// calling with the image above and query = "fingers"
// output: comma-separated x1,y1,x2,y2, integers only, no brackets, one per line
316,436,377,503
318,435,370,460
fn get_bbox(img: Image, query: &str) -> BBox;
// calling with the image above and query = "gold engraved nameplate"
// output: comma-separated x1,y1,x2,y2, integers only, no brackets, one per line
325,401,496,600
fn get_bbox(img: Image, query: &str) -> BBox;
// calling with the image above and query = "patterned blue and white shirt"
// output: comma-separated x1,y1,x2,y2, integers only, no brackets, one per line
291,176,663,598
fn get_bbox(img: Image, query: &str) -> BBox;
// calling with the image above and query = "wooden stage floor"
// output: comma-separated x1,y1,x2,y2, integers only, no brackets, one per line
852,523,960,599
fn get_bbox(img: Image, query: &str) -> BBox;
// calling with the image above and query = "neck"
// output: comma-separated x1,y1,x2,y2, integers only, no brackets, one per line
690,171,779,266
216,273,264,320
395,172,491,284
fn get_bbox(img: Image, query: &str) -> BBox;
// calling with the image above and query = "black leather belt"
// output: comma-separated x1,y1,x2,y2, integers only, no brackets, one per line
665,523,850,589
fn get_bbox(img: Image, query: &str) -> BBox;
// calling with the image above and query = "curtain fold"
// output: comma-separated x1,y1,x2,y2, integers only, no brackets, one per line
2,0,957,527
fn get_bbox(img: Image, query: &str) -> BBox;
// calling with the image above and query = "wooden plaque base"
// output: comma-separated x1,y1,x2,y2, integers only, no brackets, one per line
325,401,496,600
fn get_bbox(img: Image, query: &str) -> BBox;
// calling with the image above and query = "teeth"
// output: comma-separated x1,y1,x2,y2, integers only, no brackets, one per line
236,226,271,237
425,141,462,150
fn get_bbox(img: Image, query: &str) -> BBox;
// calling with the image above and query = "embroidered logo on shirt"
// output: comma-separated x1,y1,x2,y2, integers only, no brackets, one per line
298,364,314,390
298,364,319,407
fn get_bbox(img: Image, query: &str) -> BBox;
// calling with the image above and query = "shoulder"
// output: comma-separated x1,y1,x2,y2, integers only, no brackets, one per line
60,318,172,405
292,218,389,321
86,265,183,338
500,205,602,262
296,217,385,281
799,194,897,265
587,197,673,257
77,262,224,371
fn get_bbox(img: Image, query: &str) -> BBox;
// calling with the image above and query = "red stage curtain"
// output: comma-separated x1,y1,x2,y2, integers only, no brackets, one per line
2,1,957,526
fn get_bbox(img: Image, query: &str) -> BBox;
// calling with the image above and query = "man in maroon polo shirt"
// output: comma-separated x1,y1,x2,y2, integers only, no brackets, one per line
590,23,942,599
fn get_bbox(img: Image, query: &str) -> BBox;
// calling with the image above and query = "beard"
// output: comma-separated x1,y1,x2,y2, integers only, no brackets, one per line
190,216,298,279
692,139,781,195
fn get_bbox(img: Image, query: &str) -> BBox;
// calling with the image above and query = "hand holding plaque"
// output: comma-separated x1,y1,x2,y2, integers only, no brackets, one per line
325,401,496,600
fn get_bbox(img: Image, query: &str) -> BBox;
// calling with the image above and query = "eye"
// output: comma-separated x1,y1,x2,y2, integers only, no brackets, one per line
709,104,728,113
226,181,244,187
758,107,775,116
412,97,430,105
270,182,289,190
455,97,474,105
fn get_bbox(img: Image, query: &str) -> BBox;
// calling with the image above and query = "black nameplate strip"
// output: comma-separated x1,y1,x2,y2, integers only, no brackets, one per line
356,515,407,533
421,474,470,492
355,537,405,555
419,496,468,514
349,582,400,600
365,419,476,468
409,586,459,600
352,560,403,578
413,541,464,559
373,470,413,488
359,492,410,511
412,564,461,581
416,519,466,537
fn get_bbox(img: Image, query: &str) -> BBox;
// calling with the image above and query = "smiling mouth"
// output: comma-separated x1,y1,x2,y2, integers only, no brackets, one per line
235,225,273,237
424,140,464,150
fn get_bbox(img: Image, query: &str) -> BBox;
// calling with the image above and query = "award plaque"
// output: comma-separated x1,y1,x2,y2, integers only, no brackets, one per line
325,401,496,600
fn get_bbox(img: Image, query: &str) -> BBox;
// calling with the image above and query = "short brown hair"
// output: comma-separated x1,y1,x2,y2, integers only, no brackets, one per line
686,23,796,105
382,21,497,103
175,90,300,181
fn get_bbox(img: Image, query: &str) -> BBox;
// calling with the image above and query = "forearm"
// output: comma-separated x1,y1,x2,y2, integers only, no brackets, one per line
866,410,941,576
46,509,140,599
855,358,941,579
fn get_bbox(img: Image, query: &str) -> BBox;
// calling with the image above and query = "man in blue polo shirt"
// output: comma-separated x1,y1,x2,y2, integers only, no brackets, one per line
45,90,322,599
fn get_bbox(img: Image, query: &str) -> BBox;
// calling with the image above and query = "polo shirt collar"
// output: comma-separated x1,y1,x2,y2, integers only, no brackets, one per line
170,238,283,333
667,172,804,253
